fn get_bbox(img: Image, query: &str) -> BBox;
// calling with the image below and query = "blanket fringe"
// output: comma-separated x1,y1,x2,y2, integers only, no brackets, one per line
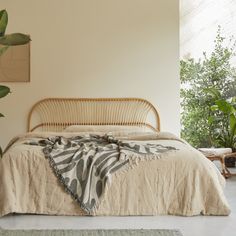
43,150,164,215
43,149,95,215
41,136,177,215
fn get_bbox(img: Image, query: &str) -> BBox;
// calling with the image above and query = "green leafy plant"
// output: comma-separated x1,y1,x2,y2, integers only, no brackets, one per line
0,9,31,157
0,9,31,55
206,88,236,150
181,26,236,148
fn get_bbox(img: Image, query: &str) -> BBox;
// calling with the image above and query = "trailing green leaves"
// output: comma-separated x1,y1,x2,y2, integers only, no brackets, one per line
0,9,8,37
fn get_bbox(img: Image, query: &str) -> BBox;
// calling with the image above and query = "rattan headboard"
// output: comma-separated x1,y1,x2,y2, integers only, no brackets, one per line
27,98,160,132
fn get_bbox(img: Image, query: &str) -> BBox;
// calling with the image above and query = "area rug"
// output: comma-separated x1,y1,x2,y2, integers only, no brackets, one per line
0,229,183,236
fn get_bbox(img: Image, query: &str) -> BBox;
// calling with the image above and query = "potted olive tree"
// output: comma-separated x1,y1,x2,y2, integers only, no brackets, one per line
0,9,31,157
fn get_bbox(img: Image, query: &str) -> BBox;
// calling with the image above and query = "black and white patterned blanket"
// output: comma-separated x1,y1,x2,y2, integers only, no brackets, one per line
27,134,177,214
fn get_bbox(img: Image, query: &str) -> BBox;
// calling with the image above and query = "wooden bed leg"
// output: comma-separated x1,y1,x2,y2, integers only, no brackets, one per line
221,157,227,178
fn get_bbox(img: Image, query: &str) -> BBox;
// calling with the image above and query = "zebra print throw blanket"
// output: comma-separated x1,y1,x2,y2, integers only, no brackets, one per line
27,134,177,214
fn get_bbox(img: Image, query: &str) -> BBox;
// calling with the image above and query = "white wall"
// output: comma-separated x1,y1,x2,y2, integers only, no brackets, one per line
0,0,179,147
180,0,236,59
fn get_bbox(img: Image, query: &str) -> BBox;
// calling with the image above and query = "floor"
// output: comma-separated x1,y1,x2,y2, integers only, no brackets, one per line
0,175,235,236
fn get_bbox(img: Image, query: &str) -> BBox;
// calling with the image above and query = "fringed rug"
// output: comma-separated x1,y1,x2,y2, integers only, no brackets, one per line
0,229,183,236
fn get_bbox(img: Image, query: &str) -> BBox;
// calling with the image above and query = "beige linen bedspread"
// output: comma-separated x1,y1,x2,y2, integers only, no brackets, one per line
0,132,230,217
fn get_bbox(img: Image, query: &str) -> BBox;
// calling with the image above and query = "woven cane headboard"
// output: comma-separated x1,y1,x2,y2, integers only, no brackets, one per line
27,98,160,132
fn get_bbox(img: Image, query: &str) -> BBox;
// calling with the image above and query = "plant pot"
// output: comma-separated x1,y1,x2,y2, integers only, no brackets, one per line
225,156,236,168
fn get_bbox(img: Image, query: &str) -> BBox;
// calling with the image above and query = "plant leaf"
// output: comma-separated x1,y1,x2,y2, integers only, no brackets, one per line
211,105,219,111
0,113,4,117
0,45,8,56
0,33,31,46
203,88,221,99
208,116,215,124
0,85,10,98
215,100,233,114
0,10,8,37
230,114,236,135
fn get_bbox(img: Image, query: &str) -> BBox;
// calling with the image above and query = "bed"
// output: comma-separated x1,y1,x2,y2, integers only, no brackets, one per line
0,98,230,217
